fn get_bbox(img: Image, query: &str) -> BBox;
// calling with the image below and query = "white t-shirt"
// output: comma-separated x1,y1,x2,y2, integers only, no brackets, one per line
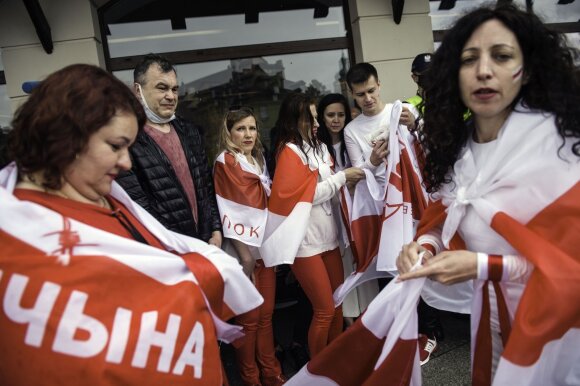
343,104,393,189
294,143,346,258
332,141,351,171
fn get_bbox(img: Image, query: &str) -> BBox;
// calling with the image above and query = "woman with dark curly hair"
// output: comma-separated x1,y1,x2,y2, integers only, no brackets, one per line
397,4,580,384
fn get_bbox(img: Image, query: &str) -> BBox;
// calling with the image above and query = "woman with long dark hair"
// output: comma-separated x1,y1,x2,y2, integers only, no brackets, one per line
316,93,379,326
260,92,364,357
316,94,352,170
398,4,580,384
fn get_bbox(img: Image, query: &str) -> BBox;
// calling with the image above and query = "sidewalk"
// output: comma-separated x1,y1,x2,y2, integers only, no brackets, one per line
223,305,472,385
422,311,471,385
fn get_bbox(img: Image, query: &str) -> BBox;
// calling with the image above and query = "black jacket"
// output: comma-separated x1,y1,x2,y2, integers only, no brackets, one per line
117,117,221,241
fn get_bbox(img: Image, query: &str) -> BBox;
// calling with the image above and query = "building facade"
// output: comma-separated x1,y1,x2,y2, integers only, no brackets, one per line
0,0,577,145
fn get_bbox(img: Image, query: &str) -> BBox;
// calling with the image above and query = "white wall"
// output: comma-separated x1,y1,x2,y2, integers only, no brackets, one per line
347,0,433,103
0,0,104,112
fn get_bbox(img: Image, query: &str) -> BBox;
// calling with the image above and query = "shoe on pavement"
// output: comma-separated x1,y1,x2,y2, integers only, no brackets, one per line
418,334,437,366
262,373,288,386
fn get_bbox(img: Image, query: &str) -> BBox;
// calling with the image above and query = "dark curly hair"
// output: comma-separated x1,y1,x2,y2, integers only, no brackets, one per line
273,92,321,161
316,93,352,166
9,64,146,190
420,4,580,193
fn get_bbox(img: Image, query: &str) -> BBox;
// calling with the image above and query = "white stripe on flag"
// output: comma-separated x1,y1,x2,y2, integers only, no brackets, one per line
216,195,267,246
260,202,312,267
493,328,580,385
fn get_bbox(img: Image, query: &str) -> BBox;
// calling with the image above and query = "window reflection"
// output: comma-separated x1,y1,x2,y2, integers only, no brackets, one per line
107,7,346,58
430,0,580,30
116,49,350,163
182,50,349,163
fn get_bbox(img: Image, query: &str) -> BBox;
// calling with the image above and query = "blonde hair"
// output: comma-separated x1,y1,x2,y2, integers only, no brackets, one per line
217,106,265,170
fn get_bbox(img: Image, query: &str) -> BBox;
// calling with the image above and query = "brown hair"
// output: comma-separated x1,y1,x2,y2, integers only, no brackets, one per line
273,92,321,161
9,64,146,190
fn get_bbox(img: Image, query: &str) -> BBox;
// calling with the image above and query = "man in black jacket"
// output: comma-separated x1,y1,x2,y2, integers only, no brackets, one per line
117,54,222,245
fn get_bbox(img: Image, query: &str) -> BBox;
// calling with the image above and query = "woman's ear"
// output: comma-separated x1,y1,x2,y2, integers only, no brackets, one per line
522,71,530,85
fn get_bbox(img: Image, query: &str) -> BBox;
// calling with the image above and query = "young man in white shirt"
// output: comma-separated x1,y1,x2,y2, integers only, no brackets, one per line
343,62,442,365
343,63,417,189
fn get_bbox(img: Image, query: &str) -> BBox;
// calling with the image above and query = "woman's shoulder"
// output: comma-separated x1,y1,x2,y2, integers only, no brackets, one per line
215,150,233,164
283,142,308,163
217,150,245,164
281,142,325,169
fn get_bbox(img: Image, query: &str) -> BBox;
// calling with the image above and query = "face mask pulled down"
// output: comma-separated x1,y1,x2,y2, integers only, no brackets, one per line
136,83,176,124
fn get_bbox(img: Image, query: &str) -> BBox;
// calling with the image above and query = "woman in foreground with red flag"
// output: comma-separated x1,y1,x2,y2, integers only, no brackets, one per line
0,64,262,385
214,106,286,386
260,93,364,358
398,4,580,385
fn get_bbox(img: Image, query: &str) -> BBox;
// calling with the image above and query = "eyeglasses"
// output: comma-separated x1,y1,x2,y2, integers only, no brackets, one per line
228,105,254,113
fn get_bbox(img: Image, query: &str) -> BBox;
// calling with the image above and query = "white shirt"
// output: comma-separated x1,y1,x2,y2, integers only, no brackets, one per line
343,104,393,191
332,141,351,171
295,143,346,257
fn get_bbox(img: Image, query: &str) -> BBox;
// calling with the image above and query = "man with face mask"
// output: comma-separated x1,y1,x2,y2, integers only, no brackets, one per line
117,54,222,246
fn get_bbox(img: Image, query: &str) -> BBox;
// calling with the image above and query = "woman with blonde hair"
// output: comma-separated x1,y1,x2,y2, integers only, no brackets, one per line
214,106,286,386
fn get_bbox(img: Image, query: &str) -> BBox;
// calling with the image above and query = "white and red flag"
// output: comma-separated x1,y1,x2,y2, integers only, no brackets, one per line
0,163,262,385
335,101,428,304
422,105,580,385
214,151,271,247
288,265,424,386
295,106,579,386
260,143,319,267
376,101,428,272
333,178,384,305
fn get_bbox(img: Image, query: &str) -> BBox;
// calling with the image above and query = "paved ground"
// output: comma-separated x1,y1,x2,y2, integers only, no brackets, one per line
222,299,472,385
422,311,471,385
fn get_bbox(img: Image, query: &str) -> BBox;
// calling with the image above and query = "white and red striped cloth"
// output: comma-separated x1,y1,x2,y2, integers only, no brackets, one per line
420,105,580,385
376,101,428,272
288,265,424,386
290,106,579,385
260,143,319,267
335,101,428,304
214,151,271,247
0,163,262,385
